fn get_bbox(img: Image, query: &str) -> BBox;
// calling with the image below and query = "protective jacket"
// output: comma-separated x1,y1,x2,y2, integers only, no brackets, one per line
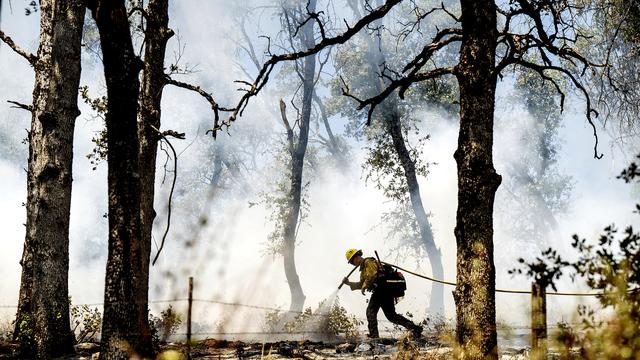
349,257,380,291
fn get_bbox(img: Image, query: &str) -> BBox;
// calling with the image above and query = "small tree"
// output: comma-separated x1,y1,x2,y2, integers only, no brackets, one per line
70,301,102,344
150,305,183,344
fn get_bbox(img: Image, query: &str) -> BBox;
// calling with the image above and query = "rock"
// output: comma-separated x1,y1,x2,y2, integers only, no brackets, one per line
335,342,356,353
373,343,387,354
356,342,372,352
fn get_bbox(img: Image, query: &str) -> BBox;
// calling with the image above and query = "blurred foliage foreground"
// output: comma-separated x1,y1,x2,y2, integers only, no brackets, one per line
512,154,640,359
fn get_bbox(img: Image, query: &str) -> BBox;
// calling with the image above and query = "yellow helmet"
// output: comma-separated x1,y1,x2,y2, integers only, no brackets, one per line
345,248,362,264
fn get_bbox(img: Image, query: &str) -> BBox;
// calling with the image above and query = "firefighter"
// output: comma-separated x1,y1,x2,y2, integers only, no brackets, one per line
342,248,423,339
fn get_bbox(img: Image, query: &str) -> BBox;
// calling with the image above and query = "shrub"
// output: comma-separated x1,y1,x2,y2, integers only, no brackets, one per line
14,314,35,358
511,155,640,359
264,298,362,340
70,300,102,343
150,305,183,344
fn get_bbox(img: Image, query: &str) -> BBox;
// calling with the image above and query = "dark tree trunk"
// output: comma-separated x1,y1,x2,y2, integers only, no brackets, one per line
452,0,501,358
137,0,172,332
282,0,318,313
86,1,151,358
13,0,84,357
359,1,445,316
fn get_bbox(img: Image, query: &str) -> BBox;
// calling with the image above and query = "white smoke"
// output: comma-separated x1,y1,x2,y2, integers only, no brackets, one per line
0,0,638,343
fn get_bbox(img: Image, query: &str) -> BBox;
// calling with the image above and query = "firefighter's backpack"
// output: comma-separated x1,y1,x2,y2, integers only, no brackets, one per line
378,263,407,297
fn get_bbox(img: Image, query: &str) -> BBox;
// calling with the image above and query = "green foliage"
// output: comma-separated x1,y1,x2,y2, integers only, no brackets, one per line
577,0,640,132
363,128,430,201
508,248,568,291
79,86,108,170
596,0,640,45
513,155,640,358
320,300,363,340
24,1,38,16
264,299,362,340
496,66,573,248
14,314,35,358
330,36,431,247
362,125,432,261
258,139,314,255
69,299,102,343
150,305,183,344
324,10,451,261
620,155,640,182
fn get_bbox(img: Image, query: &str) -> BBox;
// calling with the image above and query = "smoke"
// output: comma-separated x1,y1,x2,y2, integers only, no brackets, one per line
0,0,638,342
0,8,38,321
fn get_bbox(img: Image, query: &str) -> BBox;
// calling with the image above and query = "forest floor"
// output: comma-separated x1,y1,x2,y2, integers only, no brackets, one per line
0,332,550,359
0,336,538,360
167,337,532,360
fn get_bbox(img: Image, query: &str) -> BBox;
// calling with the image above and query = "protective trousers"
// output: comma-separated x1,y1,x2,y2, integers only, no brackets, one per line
366,290,416,338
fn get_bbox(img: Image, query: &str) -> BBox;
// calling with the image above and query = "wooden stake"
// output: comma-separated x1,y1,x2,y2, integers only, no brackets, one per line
187,276,193,360
531,281,547,360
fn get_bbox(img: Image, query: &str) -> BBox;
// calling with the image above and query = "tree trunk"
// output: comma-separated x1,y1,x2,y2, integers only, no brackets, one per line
87,1,151,358
282,0,318,313
383,111,445,317
209,142,225,188
13,0,84,357
313,92,348,169
452,0,500,358
137,0,172,339
359,1,445,317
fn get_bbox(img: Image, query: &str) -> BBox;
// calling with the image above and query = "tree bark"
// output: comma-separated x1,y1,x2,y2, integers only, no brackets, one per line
86,1,152,358
282,0,318,313
137,0,172,344
452,0,501,358
12,0,84,357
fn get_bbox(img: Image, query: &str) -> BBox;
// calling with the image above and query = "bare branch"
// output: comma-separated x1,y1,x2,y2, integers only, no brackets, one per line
7,100,33,112
279,99,295,155
164,76,232,137
494,0,606,159
342,67,456,125
0,30,37,65
222,0,403,134
402,27,462,75
514,59,602,159
150,124,183,266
